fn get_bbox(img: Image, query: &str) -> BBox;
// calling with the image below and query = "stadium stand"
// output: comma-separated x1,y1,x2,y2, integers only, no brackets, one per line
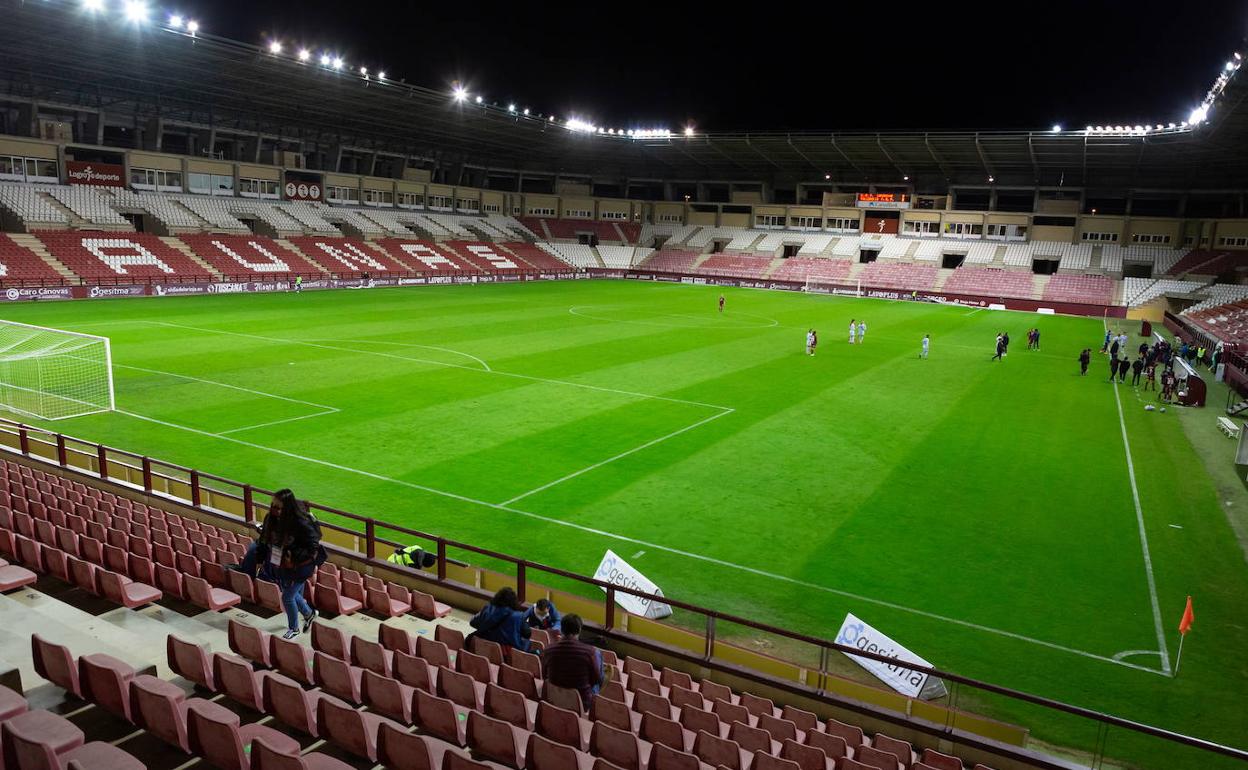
0,444,1025,770
1163,249,1227,276
1183,283,1248,314
36,232,213,280
1121,277,1209,306
501,242,580,271
537,243,599,268
595,246,654,269
942,268,1036,299
522,218,634,244
0,234,68,283
286,236,411,274
768,257,853,284
858,262,940,290
0,185,70,228
44,186,131,228
373,240,475,272
694,254,774,278
637,250,703,273
1041,274,1114,305
441,241,525,272
178,233,324,277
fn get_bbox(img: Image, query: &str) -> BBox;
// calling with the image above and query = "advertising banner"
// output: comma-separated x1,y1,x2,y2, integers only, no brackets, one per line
66,161,125,187
592,550,673,619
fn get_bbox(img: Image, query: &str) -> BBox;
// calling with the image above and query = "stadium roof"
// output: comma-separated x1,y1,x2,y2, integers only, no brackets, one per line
1,2,1246,192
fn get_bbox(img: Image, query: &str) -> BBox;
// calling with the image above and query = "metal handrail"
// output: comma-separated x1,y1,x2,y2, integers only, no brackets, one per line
0,418,1243,763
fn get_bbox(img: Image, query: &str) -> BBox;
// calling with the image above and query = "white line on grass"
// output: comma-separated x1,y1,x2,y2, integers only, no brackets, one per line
217,409,339,435
500,408,734,506
149,321,732,411
110,406,1167,677
304,339,492,372
1111,375,1173,675
114,363,338,411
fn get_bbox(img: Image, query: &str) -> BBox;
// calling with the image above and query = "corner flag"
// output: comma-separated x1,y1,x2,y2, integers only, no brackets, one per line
1174,596,1194,676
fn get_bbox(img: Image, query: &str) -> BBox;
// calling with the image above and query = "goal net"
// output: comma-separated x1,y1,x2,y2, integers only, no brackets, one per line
0,320,114,421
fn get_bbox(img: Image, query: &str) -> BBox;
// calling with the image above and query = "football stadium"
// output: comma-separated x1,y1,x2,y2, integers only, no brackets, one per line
0,1,1242,768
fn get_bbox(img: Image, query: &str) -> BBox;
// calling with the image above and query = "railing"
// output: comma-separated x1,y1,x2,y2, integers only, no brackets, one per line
0,418,1244,769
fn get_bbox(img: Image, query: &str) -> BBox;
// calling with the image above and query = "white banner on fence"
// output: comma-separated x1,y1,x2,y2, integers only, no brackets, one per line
834,613,946,699
592,549,673,619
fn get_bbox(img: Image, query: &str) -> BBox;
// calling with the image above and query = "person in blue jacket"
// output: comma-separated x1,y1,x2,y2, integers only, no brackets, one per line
523,598,562,632
469,587,531,652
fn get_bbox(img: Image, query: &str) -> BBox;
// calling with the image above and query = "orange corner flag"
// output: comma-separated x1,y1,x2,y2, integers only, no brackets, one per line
1179,596,1194,636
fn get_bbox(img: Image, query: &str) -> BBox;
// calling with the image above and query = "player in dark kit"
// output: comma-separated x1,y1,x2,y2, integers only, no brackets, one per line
1078,349,1091,375
718,295,725,313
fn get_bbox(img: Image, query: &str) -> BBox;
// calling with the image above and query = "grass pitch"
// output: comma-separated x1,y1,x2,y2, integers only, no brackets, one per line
2,280,1245,766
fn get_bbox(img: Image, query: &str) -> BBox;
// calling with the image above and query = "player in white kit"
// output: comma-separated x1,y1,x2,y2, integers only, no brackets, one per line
848,320,857,344
920,334,930,359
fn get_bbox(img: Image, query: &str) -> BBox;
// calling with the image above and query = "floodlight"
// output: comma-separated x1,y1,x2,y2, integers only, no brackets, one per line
522,108,529,115
360,66,368,75
331,56,344,70
1188,106,1208,124
684,126,695,137
268,41,282,54
453,86,468,102
1051,124,1061,132
83,0,105,11
123,0,148,23
508,103,516,112
320,54,331,66
377,71,385,80
186,19,198,33
475,95,483,104
298,49,311,62
168,13,183,27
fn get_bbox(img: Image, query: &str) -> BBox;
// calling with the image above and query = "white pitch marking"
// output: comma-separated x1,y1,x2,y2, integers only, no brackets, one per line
632,550,645,559
109,407,1166,676
305,339,492,372
500,408,733,506
149,321,731,411
217,409,339,435
1112,649,1166,662
1169,524,1184,529
1106,320,1173,675
114,363,337,411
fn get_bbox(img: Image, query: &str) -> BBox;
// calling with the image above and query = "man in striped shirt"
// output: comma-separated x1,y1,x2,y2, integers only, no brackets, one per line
541,614,606,707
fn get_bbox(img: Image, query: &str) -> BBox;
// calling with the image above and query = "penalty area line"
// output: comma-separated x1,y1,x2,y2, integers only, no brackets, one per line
111,406,1166,677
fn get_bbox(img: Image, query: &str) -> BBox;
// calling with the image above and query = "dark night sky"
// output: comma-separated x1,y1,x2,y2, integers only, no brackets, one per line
193,1,1246,133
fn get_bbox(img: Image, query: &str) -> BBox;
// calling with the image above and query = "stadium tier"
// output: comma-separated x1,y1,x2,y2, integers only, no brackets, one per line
178,234,326,277
940,268,1037,300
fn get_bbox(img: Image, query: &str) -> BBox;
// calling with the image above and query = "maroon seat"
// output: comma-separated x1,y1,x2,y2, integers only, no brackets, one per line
470,637,505,666
395,650,437,693
250,734,357,769
213,652,272,712
486,682,534,730
0,709,85,768
872,735,916,770
312,622,350,660
418,636,454,669
271,634,316,685
435,625,466,652
698,681,735,705
228,618,272,666
825,720,865,748
499,664,538,700
368,583,412,617
439,666,485,711
650,743,703,770
919,748,964,770
379,623,417,655
692,730,744,770
98,569,162,608
740,693,777,719
415,688,469,746
256,578,283,613
634,691,677,721
78,653,136,721
225,568,255,603
591,696,638,733
855,745,904,770
412,589,453,619
782,706,820,734
313,651,364,704
468,710,526,769
837,758,880,770
623,657,654,679
102,544,129,575
5,717,143,769
754,751,802,770
0,684,28,722
14,536,44,574
154,563,184,600
184,574,240,610
536,701,590,752
32,634,81,697
1,562,42,592
589,722,645,770
127,554,155,585
543,683,585,716
713,700,752,729
185,697,301,770
806,728,852,761
527,732,595,770
781,738,829,770
378,721,452,770
757,714,800,744
314,583,364,616
129,674,190,751
728,721,775,755
264,672,333,736
317,694,398,762
446,750,502,770
352,636,394,676
166,635,214,691
458,649,496,685
640,712,690,753
362,669,415,722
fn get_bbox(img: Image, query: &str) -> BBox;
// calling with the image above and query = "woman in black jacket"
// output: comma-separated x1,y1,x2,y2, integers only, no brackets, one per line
267,489,323,639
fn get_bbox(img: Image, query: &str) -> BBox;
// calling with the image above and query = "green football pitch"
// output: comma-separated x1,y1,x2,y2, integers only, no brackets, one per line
2,280,1245,765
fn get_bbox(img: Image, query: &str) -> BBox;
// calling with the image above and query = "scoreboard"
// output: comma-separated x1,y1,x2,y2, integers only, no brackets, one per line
856,193,911,210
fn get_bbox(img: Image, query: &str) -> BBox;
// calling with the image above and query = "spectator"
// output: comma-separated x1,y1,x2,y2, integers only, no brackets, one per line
541,614,606,708
1132,356,1144,386
524,598,562,632
469,587,531,652
268,489,324,640
387,544,437,570
1078,348,1091,376
229,498,282,581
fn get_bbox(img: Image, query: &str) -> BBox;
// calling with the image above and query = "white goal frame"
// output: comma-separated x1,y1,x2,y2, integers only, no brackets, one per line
0,320,115,421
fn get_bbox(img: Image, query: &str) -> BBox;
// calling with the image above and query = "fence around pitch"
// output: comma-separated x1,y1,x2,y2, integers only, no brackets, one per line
0,417,1244,769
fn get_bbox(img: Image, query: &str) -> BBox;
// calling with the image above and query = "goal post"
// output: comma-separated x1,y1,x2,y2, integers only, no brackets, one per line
0,320,114,421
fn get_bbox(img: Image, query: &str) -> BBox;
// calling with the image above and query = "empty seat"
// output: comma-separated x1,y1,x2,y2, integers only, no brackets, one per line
418,636,454,669
167,635,214,691
314,582,364,616
264,673,331,736
272,634,316,685
317,694,397,762
527,732,595,770
415,688,469,747
468,710,526,769
313,623,351,660
872,735,916,769
78,653,136,721
186,697,300,770
640,712,690,753
129,674,191,751
692,730,744,770
184,574,241,610
919,749,963,770
439,666,485,711
412,589,453,619
98,569,162,608
436,625,466,651
379,623,417,655
806,730,852,762
377,721,452,770
499,663,539,700
362,669,415,722
3,712,143,770
486,682,534,730
395,650,437,693
0,709,85,768
591,696,639,733
250,734,357,770
228,619,272,666
369,582,413,617
650,742,703,770
677,710,719,740
213,651,272,712
855,745,904,770
351,636,394,676
0,684,27,722
536,701,590,752
32,634,81,697
754,751,803,770
313,651,364,704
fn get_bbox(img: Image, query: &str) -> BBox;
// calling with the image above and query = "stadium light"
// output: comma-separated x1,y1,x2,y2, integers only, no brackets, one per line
297,49,310,62
903,175,910,181
987,175,995,183
331,56,344,70
82,0,105,11
377,71,385,80
684,126,695,137
1188,105,1208,124
360,66,368,76
167,13,183,27
824,173,831,180
566,117,597,133
186,19,197,34
522,108,529,115
320,53,331,66
1051,124,1062,132
453,86,468,102
508,103,516,113
268,41,283,54
1228,61,1237,71
123,0,149,23
475,95,483,104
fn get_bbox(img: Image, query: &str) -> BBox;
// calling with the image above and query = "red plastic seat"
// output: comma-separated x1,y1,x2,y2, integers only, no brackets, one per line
228,619,272,666
0,684,28,722
435,625,466,651
127,554,155,585
591,696,638,734
129,674,190,751
314,583,364,616
782,738,829,770
311,622,350,660
369,582,413,617
377,721,452,770
272,634,316,685
418,636,454,669
458,649,496,685
362,669,415,722
5,714,142,769
154,563,184,600
351,636,394,676
754,751,802,770
264,672,332,736
825,720,866,748
640,712,691,753
543,683,586,716
486,682,535,731
250,734,357,769
650,743,705,770
536,701,590,752
412,589,453,619
317,694,398,762
32,634,81,697
78,653,136,721
379,623,417,655
855,745,904,770
43,548,71,583
806,731,852,762
692,730,744,770
167,634,214,691
395,650,437,693
757,714,800,744
256,578,283,613
527,732,596,770
14,535,44,573
919,748,964,770
224,568,255,603
439,666,485,711
313,651,364,704
415,688,469,747
98,569,162,608
184,574,240,610
185,697,300,770
589,722,645,770
499,663,539,700
468,710,526,769
213,652,272,712
872,735,916,770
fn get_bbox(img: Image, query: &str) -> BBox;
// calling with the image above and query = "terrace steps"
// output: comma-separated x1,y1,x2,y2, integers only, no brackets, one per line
159,236,222,278
1031,273,1050,299
762,257,787,278
37,194,93,231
